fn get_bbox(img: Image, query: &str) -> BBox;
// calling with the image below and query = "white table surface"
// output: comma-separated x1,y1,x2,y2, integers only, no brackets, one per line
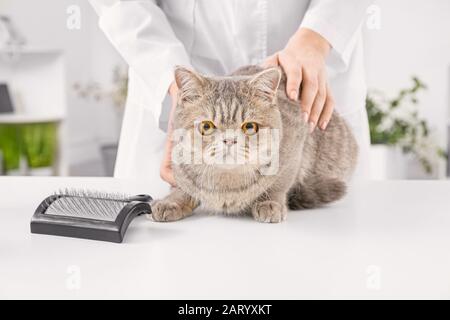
1,177,449,300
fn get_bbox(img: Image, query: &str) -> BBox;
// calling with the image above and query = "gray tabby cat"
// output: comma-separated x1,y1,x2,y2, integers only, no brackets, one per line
152,65,358,223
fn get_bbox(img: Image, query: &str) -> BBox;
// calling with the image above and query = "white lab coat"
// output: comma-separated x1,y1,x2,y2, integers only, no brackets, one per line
90,0,372,185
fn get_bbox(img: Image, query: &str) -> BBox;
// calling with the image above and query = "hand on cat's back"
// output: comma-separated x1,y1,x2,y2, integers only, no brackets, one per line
263,28,335,134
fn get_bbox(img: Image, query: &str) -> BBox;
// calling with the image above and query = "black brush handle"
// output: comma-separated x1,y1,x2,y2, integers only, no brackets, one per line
128,194,152,216
127,194,152,203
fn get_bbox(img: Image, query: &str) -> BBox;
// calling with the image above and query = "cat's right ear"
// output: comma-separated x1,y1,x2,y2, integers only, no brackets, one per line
174,66,205,105
249,67,282,104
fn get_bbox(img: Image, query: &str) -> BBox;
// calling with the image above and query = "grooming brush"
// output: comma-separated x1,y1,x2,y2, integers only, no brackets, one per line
30,189,153,243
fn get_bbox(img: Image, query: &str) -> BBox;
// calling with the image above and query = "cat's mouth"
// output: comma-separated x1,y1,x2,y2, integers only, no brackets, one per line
204,147,274,168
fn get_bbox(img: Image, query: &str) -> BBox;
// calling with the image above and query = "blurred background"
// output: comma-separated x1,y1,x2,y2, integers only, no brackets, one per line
0,0,449,179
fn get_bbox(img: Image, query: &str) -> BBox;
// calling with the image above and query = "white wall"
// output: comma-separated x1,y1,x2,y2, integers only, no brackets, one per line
0,0,124,166
2,0,449,172
364,0,450,146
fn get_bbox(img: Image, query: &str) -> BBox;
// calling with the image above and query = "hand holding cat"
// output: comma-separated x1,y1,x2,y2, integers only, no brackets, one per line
263,28,334,132
154,65,357,221
161,28,334,186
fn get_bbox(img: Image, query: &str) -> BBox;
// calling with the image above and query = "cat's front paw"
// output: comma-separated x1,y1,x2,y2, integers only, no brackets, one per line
151,200,185,222
252,200,287,223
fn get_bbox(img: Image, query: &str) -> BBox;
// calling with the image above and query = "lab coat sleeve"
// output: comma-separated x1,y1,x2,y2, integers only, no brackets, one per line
89,0,191,106
300,0,373,71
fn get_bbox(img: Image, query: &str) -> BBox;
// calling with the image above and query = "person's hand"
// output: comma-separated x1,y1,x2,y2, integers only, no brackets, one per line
160,81,178,187
263,28,334,132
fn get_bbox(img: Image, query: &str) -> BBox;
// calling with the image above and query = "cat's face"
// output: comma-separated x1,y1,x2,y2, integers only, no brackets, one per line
172,67,282,174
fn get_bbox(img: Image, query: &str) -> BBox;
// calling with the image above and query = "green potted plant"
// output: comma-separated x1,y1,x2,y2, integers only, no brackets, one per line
0,124,22,174
0,122,57,175
22,123,57,176
367,77,447,179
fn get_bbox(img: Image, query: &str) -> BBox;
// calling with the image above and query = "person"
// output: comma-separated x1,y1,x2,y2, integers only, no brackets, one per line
90,0,372,187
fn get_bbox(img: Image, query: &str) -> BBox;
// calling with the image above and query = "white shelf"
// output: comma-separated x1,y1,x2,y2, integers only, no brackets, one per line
0,48,68,175
0,113,64,124
0,47,62,55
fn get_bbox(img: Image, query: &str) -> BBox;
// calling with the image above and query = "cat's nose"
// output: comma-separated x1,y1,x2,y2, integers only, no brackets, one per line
223,138,237,146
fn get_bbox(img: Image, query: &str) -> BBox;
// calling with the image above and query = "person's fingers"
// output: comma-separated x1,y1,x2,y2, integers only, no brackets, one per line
168,81,179,97
285,66,302,101
166,171,176,187
300,71,318,123
160,135,177,187
318,85,335,131
307,72,327,133
160,164,177,187
262,53,279,68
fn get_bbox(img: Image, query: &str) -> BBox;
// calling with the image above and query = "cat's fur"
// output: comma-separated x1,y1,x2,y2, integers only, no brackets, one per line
152,65,358,223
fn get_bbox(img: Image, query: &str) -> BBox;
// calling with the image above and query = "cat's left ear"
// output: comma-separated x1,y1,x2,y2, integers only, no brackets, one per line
174,66,206,105
249,67,282,103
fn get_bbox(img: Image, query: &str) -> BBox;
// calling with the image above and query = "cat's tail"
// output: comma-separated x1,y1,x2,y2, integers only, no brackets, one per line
288,177,347,210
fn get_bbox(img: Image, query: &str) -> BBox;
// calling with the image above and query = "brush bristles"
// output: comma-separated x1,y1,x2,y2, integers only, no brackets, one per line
44,189,133,222
55,188,132,202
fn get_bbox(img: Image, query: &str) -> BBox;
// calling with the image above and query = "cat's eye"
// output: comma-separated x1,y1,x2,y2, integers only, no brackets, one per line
242,122,259,136
198,120,216,136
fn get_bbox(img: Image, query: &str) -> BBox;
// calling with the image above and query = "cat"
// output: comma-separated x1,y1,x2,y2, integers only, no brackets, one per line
151,65,358,223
